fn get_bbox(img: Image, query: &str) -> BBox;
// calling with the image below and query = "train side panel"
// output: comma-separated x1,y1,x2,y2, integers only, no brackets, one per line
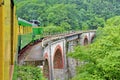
12,7,18,65
0,0,18,80
0,0,11,80
0,2,4,80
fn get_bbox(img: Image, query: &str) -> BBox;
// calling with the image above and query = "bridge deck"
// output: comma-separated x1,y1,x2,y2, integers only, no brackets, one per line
18,42,43,64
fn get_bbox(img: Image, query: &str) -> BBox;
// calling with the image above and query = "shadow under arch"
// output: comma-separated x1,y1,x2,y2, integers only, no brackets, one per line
91,35,95,43
43,59,49,78
53,45,64,69
84,37,88,46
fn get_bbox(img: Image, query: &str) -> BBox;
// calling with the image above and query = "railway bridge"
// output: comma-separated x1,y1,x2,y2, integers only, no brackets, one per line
18,30,96,80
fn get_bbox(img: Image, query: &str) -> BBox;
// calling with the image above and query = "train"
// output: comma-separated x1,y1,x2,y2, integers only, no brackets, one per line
0,0,43,80
18,17,43,51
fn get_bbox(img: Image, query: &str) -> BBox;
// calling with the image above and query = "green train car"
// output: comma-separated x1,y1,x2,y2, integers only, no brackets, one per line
32,27,44,40
18,18,43,50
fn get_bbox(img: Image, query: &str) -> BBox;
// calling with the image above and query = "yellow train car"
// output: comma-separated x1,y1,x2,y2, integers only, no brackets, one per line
0,0,18,80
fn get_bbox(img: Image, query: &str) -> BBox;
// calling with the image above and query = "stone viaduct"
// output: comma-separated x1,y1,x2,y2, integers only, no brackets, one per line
18,30,96,80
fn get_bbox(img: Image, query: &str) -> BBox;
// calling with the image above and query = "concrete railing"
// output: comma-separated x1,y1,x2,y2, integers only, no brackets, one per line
41,30,96,47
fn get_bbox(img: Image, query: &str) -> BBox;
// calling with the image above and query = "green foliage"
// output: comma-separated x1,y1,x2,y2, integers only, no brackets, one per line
43,25,65,35
14,0,120,30
106,16,120,27
17,65,46,80
69,16,120,80
60,22,71,30
45,4,79,30
13,64,18,80
82,22,89,30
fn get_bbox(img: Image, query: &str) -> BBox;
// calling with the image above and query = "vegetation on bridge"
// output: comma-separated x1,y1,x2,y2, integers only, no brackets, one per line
69,16,120,80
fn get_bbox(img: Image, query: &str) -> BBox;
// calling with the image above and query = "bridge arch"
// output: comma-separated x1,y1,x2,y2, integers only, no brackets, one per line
53,45,64,69
91,34,95,43
84,36,88,46
43,59,49,78
43,53,49,78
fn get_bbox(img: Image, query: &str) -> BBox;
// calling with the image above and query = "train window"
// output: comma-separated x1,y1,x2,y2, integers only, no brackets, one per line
30,20,40,26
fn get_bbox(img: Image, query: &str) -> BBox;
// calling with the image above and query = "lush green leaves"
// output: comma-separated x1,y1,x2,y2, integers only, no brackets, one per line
43,25,65,35
14,0,120,30
69,16,120,80
17,65,46,80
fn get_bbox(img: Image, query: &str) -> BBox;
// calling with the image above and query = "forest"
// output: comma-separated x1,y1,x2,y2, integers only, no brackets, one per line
14,0,120,80
69,16,120,80
14,0,120,30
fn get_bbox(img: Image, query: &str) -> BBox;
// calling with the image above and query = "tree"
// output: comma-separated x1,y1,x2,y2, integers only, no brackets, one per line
17,65,46,80
43,25,65,35
69,16,120,80
14,0,120,30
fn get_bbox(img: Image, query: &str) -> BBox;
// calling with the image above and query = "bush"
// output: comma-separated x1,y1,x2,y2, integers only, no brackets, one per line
69,16,120,80
13,65,46,80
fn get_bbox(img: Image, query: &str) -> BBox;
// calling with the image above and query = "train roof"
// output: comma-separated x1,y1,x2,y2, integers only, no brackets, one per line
18,18,32,27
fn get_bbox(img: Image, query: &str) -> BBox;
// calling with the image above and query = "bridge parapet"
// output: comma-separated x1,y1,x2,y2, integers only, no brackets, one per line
42,30,96,47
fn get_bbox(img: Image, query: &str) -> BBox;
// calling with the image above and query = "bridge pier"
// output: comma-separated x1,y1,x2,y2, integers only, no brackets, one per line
42,31,96,80
43,39,67,80
66,40,80,78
